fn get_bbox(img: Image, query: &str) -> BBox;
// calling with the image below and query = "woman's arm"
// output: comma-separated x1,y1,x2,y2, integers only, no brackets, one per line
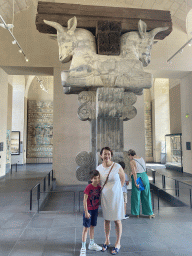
118,167,125,187
130,160,139,188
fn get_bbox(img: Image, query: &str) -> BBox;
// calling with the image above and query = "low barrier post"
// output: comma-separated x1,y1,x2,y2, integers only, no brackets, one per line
152,169,156,184
30,190,32,210
175,180,177,196
162,175,165,188
44,177,46,192
48,172,50,186
151,189,154,210
37,184,40,212
158,189,160,210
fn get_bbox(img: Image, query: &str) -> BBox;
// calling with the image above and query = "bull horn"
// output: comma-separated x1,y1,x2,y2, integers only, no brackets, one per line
150,26,169,38
43,20,66,34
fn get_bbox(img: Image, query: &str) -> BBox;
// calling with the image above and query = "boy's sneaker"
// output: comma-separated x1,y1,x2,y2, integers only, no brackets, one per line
88,243,102,251
80,248,86,256
123,214,129,219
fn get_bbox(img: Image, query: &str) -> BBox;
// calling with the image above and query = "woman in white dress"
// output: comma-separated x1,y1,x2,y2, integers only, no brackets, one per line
97,147,125,255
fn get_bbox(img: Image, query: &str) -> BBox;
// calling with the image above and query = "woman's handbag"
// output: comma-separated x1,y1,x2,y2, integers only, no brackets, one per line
136,177,145,191
134,159,146,191
99,162,115,205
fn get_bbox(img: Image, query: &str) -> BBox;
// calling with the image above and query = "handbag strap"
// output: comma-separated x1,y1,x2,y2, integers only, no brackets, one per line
101,162,115,192
134,159,146,172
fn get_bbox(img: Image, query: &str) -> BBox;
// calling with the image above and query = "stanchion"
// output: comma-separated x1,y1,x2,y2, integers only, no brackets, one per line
158,189,160,210
37,184,40,212
30,190,32,210
152,169,156,184
44,177,46,192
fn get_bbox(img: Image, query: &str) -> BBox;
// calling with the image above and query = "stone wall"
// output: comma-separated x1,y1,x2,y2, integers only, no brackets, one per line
27,100,53,163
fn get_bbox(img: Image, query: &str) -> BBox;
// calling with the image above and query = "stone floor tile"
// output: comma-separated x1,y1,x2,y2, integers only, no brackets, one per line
46,227,76,242
0,228,23,241
19,228,50,241
43,241,75,255
28,218,54,228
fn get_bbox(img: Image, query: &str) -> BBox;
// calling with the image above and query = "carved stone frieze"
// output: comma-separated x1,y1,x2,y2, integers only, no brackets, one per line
77,91,96,121
76,151,95,181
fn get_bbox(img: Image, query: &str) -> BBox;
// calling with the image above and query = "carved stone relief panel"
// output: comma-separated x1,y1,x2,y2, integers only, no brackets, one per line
144,101,153,158
75,151,95,181
27,100,53,158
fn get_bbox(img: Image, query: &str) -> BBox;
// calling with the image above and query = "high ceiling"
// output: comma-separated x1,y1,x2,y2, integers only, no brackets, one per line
0,0,192,32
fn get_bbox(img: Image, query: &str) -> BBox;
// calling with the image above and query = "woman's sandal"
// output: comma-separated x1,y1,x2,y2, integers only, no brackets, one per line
111,247,120,255
102,244,110,252
149,214,155,219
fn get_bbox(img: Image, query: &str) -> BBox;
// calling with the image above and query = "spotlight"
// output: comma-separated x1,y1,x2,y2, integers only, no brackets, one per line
25,57,29,62
12,40,16,44
19,49,22,53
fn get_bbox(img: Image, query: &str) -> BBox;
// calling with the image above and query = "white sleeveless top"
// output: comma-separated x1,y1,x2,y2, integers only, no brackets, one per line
134,157,146,173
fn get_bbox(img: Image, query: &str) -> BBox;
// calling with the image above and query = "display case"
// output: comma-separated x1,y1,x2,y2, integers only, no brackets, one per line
165,133,183,172
11,131,20,155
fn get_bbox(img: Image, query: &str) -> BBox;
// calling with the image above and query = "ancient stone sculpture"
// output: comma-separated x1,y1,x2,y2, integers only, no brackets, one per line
44,17,168,180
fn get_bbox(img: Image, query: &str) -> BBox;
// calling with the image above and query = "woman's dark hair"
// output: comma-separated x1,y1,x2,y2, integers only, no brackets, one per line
100,147,113,156
119,161,125,169
127,149,136,156
89,170,100,180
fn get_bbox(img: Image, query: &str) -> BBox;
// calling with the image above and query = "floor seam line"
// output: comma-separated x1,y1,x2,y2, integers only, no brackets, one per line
7,212,37,256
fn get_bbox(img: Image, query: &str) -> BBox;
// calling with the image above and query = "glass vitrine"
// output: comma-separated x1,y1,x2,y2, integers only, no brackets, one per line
11,131,20,155
165,133,183,172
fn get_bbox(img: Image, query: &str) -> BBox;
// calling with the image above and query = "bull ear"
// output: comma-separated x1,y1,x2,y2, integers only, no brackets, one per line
44,20,66,34
138,19,147,39
150,26,169,38
67,17,77,35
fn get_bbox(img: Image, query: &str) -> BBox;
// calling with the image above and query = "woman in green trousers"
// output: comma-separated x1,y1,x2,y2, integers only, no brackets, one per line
128,149,155,218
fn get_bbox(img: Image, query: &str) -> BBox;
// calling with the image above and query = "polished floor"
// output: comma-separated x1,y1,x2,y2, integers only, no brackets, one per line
0,164,192,256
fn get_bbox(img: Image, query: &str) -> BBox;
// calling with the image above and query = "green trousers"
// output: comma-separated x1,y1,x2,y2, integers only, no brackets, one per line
131,172,153,216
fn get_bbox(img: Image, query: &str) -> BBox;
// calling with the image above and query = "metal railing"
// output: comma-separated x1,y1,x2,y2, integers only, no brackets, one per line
30,169,54,211
41,190,76,212
11,163,17,174
147,168,192,209
156,188,192,209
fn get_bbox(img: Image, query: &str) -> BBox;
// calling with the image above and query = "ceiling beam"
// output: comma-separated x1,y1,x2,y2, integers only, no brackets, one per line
36,1,172,40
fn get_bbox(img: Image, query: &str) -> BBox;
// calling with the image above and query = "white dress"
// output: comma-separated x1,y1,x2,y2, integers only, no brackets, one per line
97,163,124,221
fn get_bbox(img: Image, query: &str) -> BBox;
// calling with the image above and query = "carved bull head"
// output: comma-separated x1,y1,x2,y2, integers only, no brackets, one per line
44,17,77,63
137,20,169,67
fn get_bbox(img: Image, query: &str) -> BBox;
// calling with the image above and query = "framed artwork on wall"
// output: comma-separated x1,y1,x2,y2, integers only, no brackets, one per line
11,131,20,155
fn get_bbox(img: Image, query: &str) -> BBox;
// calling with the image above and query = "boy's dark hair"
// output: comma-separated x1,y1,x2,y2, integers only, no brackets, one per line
127,149,136,156
119,161,125,170
89,170,100,180
100,146,113,156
